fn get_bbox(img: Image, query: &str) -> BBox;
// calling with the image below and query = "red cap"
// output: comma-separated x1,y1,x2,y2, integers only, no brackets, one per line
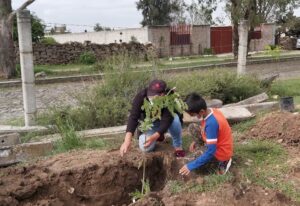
147,80,167,96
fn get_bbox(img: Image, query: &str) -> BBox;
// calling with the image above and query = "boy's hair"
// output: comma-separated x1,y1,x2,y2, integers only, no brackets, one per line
185,93,207,113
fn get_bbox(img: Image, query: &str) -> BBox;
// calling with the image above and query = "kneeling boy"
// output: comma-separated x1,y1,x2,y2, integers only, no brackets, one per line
179,93,233,175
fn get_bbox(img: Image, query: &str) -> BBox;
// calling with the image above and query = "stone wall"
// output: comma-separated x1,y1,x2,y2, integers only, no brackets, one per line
15,42,154,65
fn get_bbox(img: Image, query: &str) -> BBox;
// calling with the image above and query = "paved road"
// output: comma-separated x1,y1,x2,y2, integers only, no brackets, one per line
1,60,299,124
0,81,96,123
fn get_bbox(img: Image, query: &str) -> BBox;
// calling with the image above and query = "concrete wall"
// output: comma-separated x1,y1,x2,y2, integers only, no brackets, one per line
49,27,149,44
249,23,276,52
148,26,170,57
148,25,210,57
190,25,211,55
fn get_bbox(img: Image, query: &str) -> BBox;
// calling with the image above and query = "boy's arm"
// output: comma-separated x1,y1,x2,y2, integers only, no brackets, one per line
187,143,216,170
187,124,218,171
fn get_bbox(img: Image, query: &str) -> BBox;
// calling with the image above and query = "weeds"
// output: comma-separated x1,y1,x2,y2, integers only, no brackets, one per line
53,117,85,153
166,69,263,104
235,140,299,202
79,52,97,65
167,173,232,195
130,179,151,201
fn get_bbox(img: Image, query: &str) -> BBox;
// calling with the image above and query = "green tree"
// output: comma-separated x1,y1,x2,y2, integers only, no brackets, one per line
285,16,300,36
225,0,300,57
93,23,111,32
13,13,45,42
187,0,218,25
0,0,35,79
136,0,181,26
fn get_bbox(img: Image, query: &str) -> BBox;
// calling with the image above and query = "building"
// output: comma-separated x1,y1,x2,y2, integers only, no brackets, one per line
48,24,276,57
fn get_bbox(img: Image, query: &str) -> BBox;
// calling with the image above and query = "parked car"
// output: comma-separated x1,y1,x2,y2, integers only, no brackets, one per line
297,38,300,49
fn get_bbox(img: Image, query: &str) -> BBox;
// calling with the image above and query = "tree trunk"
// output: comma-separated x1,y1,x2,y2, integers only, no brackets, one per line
231,0,239,58
0,0,16,79
233,23,239,58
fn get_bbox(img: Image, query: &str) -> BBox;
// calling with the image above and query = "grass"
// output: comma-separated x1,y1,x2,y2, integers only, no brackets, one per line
231,118,257,133
34,64,94,76
8,50,299,79
270,78,300,97
167,173,233,194
235,140,299,202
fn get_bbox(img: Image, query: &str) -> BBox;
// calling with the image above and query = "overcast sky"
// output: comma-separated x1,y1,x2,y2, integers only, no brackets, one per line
12,0,300,33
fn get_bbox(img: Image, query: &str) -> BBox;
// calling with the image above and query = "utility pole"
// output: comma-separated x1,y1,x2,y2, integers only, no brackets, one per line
237,20,249,76
17,10,37,126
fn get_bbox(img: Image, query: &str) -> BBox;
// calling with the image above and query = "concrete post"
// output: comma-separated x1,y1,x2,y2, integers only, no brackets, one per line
17,10,36,127
237,20,249,76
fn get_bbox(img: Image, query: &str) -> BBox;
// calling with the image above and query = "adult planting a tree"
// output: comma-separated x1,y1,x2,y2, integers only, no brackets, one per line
120,80,186,157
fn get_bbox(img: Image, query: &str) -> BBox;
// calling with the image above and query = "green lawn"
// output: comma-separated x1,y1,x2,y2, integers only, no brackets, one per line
269,78,300,108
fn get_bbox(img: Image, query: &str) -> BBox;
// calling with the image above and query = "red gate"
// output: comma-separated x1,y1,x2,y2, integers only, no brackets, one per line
170,24,191,45
211,26,233,54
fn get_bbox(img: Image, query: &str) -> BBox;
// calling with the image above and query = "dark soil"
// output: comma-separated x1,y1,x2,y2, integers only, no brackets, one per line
0,139,299,206
0,146,182,206
245,112,300,146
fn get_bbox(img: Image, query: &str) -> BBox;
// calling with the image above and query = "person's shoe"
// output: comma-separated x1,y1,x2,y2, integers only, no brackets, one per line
218,158,232,175
174,150,186,158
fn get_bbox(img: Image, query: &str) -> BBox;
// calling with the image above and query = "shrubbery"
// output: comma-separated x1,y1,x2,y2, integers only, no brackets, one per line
39,54,265,130
40,37,58,45
166,69,263,104
39,53,152,130
79,51,97,65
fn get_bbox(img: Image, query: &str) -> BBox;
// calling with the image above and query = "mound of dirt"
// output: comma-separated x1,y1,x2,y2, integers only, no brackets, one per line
246,112,300,146
0,145,184,206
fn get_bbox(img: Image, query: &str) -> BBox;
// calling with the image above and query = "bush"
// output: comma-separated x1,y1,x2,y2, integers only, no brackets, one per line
79,51,97,65
166,69,263,104
39,52,152,130
264,45,282,59
203,48,213,55
40,37,58,45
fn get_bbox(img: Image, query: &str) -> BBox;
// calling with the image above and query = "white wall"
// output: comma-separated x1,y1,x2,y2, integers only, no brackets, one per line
48,27,149,44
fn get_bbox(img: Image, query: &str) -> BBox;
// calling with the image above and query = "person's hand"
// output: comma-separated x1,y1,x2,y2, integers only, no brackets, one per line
144,135,158,148
179,165,191,176
189,141,196,152
120,139,131,157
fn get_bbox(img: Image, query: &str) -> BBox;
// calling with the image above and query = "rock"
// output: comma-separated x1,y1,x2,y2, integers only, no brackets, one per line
35,71,47,78
0,133,21,147
224,93,269,107
207,99,223,108
183,107,254,123
277,139,283,143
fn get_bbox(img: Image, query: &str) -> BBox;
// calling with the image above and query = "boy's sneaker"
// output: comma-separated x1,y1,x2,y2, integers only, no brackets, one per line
218,158,232,175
